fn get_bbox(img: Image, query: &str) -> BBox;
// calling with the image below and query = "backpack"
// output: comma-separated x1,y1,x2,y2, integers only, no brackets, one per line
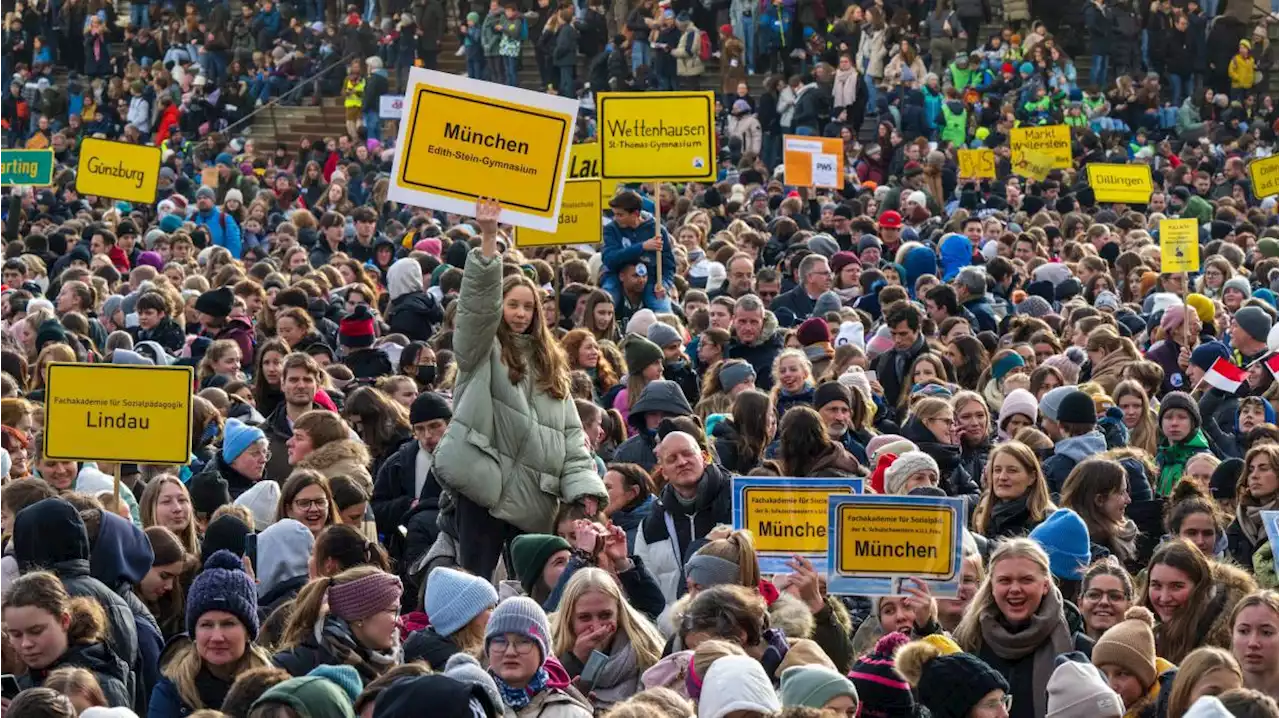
699,29,711,60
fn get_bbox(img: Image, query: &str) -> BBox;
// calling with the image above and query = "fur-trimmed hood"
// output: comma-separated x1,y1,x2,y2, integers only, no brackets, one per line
293,438,373,487
662,589,817,643
1202,559,1258,648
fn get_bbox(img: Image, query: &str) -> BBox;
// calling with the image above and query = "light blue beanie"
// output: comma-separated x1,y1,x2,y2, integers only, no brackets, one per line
222,418,266,464
425,566,499,637
1028,508,1091,581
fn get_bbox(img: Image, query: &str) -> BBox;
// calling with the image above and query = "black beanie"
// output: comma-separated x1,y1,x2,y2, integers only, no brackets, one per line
813,381,852,411
1159,391,1202,433
909,647,1009,718
194,287,234,318
410,391,453,425
1056,390,1097,426
1210,457,1244,500
200,514,251,564
189,471,231,516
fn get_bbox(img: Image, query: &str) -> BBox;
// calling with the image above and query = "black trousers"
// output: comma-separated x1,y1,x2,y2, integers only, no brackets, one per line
454,492,521,581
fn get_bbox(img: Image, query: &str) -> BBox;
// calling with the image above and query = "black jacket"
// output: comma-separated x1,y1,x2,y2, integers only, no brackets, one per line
711,419,764,475
13,499,138,708
872,337,927,416
637,464,734,572
19,641,131,708
386,291,444,342
273,617,388,684
770,286,818,324
900,418,981,509
403,626,460,669
372,439,443,560
131,317,185,353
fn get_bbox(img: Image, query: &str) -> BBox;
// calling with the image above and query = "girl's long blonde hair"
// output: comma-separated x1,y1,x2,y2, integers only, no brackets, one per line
140,474,200,556
972,442,1056,537
1166,647,1244,718
498,274,570,399
164,640,271,710
1112,380,1157,456
953,538,1053,652
550,567,665,672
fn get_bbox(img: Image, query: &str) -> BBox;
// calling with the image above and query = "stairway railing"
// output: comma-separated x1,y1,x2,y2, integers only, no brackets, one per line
224,52,358,138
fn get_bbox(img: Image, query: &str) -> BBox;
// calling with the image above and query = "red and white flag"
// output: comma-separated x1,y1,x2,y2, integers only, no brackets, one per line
1204,357,1248,393
1266,352,1280,381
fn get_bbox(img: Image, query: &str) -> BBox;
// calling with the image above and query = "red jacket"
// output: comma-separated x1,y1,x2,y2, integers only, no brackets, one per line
154,104,180,147
107,245,130,273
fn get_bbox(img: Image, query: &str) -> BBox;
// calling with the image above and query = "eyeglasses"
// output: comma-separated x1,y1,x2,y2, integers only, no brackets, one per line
929,416,956,426
488,635,537,655
292,498,328,511
977,695,1013,712
1083,589,1128,603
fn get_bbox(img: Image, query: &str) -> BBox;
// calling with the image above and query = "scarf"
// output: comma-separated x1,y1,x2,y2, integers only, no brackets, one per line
978,587,1073,718
1155,430,1211,496
987,494,1032,538
1111,518,1139,565
892,335,926,382
1237,495,1279,546
492,667,549,710
585,633,641,708
316,614,400,682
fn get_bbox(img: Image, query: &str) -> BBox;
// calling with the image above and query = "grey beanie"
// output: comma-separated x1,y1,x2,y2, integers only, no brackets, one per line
102,294,124,321
196,186,217,201
444,653,503,712
813,291,843,317
1223,276,1251,298
647,322,683,349
1039,385,1078,422
1235,306,1273,343
807,234,840,258
884,451,940,495
719,361,757,390
1016,296,1053,318
485,596,551,662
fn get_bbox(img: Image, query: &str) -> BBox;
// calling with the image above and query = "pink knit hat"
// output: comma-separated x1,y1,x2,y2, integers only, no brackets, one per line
414,238,443,258
328,571,403,622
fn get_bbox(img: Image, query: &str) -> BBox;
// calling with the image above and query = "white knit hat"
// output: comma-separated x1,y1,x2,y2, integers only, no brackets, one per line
997,388,1039,440
1184,697,1235,718
884,451,940,495
235,480,281,531
1045,661,1124,718
698,655,781,718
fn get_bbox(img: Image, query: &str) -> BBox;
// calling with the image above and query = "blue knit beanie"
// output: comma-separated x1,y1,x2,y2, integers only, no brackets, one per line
425,566,499,637
1028,509,1091,581
187,549,260,639
1189,341,1232,373
221,418,266,464
158,213,184,234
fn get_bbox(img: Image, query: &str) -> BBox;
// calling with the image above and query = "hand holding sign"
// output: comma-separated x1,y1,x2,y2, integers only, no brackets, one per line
901,577,939,629
477,197,503,257
785,555,826,613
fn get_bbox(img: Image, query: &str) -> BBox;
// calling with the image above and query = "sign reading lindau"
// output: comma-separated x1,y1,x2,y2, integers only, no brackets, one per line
827,494,966,597
76,138,161,204
388,68,579,232
731,477,863,574
596,92,716,182
2,149,55,186
515,179,605,247
43,363,193,464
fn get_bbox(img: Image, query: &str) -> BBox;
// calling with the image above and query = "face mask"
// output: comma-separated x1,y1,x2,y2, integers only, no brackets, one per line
415,365,437,387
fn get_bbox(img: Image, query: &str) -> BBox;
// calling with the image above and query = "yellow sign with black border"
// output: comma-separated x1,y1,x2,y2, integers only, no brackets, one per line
596,92,716,182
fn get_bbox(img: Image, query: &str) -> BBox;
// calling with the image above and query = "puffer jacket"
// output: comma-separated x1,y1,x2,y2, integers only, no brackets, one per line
433,249,606,534
14,499,138,708
293,438,374,490
634,463,733,603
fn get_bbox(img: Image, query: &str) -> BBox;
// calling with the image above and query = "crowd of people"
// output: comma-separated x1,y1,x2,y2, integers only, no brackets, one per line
2,0,1280,714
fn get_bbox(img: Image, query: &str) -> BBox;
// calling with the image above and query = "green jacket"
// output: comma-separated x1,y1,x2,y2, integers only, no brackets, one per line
1181,195,1213,226
433,248,605,533
481,12,505,56
1155,429,1211,496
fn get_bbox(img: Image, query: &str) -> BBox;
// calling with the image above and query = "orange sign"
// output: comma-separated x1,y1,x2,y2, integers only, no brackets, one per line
783,136,846,189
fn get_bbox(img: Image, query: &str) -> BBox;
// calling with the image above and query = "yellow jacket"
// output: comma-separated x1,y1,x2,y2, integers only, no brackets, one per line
1229,53,1255,89
1123,657,1178,718
343,77,366,107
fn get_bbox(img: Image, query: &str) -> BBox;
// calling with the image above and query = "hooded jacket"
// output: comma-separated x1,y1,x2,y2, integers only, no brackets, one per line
385,257,444,342
293,438,374,490
899,417,981,508
17,638,132,708
211,315,255,367
633,462,733,603
256,520,314,621
1043,431,1108,496
938,233,973,281
90,511,164,711
601,212,676,288
433,249,606,534
614,380,695,471
13,499,138,708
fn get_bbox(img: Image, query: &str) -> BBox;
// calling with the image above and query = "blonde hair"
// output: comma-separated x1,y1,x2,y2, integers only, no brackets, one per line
197,339,242,385
551,567,665,672
691,529,761,590
140,474,200,555
1166,647,1244,718
954,538,1053,651
43,667,107,709
1112,380,1157,456
770,349,814,404
692,639,747,683
163,641,272,710
972,442,1055,537
278,565,386,650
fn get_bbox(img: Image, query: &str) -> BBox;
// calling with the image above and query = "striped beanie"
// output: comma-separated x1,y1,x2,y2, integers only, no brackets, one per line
849,632,915,718
328,571,403,622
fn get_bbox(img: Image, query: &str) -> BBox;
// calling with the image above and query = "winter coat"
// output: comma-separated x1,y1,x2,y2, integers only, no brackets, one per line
402,625,462,669
634,463,734,602
614,380,695,471
832,67,858,112
1088,349,1130,396
132,317,185,353
148,667,235,718
553,23,579,68
262,401,324,482
273,616,393,684
612,496,655,553
726,311,785,391
727,113,762,155
194,206,242,260
545,553,667,620
294,439,374,491
18,640,131,708
1043,432,1108,496
1085,2,1111,56
433,249,605,534
601,212,676,289
1152,560,1256,662
14,499,138,708
673,26,704,76
900,418,981,509
1145,339,1191,396
856,26,887,79
386,258,444,342
373,438,442,559
90,512,164,712
501,685,594,718
721,36,747,94
210,316,255,368
873,337,928,414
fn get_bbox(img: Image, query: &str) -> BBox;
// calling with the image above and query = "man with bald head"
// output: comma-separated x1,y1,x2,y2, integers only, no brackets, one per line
633,430,733,602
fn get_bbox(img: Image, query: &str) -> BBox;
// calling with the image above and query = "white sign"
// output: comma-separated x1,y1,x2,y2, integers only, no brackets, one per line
812,154,838,188
380,95,404,119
